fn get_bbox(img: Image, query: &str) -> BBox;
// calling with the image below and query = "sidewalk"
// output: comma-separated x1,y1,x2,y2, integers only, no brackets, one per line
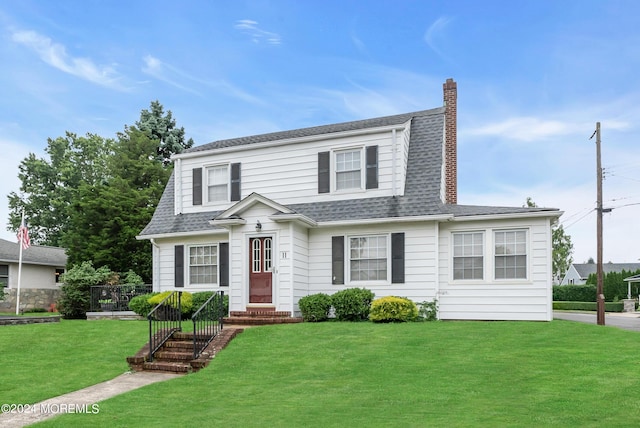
0,371,182,428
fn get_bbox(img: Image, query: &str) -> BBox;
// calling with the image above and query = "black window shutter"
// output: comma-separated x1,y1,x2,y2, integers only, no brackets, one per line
332,236,344,285
192,168,202,206
366,145,378,189
391,233,405,284
318,151,330,194
219,243,229,286
230,163,241,202
175,245,185,288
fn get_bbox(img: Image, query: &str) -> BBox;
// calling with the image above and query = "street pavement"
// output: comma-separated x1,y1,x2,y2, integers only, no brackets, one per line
553,311,640,332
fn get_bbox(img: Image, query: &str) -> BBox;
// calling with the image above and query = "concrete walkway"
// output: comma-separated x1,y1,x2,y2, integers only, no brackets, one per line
0,371,182,427
553,311,640,332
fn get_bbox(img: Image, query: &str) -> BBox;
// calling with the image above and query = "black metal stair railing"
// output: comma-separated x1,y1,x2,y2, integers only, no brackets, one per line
192,291,225,359
147,291,182,362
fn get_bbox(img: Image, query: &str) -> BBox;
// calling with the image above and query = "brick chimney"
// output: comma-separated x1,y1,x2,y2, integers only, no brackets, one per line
443,78,457,204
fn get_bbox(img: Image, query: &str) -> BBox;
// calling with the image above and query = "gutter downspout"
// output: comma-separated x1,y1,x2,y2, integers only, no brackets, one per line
392,129,398,196
150,239,160,292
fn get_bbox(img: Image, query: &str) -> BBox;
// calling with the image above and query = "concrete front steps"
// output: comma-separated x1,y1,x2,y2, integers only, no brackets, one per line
127,328,242,374
224,310,303,326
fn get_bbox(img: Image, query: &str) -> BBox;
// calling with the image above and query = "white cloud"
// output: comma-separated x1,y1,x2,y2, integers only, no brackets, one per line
11,30,124,90
465,116,631,142
424,16,453,58
142,55,263,104
234,19,281,45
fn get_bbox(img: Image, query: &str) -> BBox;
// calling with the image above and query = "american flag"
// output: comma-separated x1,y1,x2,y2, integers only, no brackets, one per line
17,221,30,250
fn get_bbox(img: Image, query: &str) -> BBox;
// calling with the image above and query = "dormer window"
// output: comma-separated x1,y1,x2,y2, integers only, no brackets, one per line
192,163,241,206
207,165,229,203
336,149,362,190
318,145,378,194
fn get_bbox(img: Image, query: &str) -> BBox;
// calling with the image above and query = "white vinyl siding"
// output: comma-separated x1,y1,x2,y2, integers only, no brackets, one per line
439,218,552,321
453,232,483,280
189,245,218,285
494,230,527,280
178,124,412,213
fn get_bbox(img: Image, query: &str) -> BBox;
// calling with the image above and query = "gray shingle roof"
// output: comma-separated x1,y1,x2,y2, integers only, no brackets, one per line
573,263,640,279
140,107,559,237
0,239,67,266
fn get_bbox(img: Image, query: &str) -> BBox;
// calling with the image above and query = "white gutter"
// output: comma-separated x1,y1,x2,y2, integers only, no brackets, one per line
449,210,563,222
136,229,228,241
175,158,182,215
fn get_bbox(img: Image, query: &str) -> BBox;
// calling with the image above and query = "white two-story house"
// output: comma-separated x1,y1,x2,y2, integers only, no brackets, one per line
139,79,561,321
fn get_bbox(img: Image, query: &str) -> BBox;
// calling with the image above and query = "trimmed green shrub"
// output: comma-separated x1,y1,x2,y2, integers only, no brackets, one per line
148,291,193,315
553,284,597,302
298,293,332,322
553,301,624,312
128,293,158,317
331,288,375,321
369,296,418,323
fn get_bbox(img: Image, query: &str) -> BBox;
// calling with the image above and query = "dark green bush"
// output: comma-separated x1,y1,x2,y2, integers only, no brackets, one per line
298,293,332,322
553,285,596,302
331,288,375,321
58,262,112,319
369,296,418,323
128,293,158,317
190,292,229,318
553,301,624,312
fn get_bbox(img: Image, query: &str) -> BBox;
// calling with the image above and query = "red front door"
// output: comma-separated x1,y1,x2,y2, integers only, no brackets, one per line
249,237,273,303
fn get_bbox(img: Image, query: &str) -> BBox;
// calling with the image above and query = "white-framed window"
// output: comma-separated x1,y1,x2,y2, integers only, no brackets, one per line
0,264,8,288
335,149,362,190
189,245,218,284
494,230,527,280
206,165,229,203
349,235,388,282
453,232,484,280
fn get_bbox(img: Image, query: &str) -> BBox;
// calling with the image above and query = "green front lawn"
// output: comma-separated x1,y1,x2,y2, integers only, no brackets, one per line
31,321,640,427
0,320,147,404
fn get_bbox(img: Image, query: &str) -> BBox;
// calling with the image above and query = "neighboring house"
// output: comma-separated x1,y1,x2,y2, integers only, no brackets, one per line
139,79,561,321
561,263,640,285
0,238,66,290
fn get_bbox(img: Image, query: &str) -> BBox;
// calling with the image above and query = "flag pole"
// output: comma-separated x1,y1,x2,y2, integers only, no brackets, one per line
16,211,25,315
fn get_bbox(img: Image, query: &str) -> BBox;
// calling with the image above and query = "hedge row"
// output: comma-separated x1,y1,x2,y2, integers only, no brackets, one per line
552,301,624,312
553,285,596,302
298,289,437,323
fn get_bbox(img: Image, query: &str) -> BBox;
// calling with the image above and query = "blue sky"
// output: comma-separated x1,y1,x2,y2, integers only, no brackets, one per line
1,0,639,265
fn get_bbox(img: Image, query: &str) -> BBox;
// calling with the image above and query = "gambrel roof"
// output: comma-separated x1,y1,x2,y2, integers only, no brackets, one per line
140,107,558,237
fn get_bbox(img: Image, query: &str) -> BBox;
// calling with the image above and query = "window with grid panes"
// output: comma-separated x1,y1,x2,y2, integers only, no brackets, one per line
189,245,218,284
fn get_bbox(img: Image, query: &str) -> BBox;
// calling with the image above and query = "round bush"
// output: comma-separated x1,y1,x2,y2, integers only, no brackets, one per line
128,292,158,316
331,288,375,321
298,293,332,322
369,296,418,323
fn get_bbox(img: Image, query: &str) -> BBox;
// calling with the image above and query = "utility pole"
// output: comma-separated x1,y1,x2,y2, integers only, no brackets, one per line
595,122,605,325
